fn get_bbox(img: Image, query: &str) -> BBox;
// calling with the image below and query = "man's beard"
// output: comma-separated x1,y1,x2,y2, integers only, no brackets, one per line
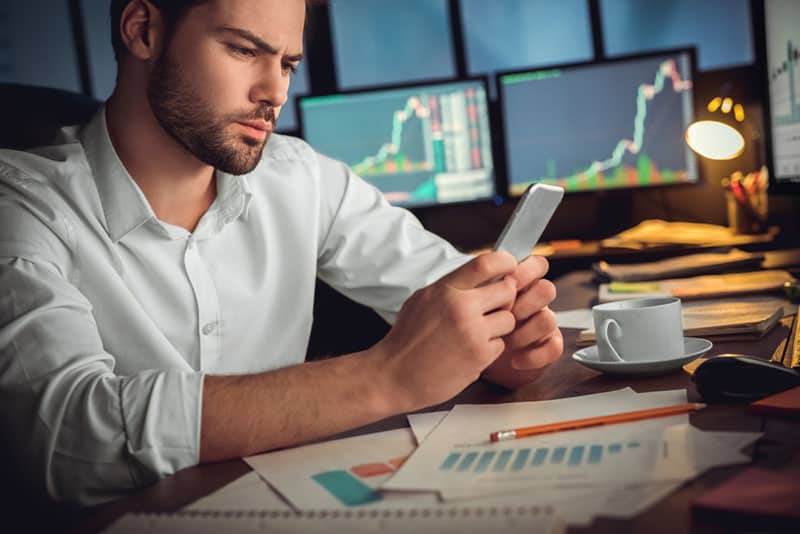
147,51,275,175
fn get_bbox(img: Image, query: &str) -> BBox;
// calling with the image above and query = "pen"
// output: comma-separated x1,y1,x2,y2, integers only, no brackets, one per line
489,402,706,442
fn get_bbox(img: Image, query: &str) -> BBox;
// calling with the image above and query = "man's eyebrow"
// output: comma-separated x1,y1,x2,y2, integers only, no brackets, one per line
214,26,304,62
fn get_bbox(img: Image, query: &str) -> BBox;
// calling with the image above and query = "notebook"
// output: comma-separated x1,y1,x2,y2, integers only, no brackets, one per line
592,249,764,282
597,270,796,303
749,386,800,418
692,467,800,521
103,506,565,533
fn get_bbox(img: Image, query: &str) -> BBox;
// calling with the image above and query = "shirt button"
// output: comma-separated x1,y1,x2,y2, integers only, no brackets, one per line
201,322,217,335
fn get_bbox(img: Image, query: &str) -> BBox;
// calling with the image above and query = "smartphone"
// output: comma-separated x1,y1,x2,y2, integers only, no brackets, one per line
494,183,564,262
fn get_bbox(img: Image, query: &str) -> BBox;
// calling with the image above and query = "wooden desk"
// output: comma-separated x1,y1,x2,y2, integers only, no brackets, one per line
74,270,800,533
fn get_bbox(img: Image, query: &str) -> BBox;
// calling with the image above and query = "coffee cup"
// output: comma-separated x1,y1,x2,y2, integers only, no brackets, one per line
592,297,684,363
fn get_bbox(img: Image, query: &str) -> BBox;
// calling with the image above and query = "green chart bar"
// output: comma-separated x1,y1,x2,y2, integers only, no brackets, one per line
568,446,585,466
588,445,603,464
551,447,566,464
475,451,496,473
457,452,479,471
511,449,531,471
493,450,514,472
441,452,461,470
532,448,549,466
608,443,622,454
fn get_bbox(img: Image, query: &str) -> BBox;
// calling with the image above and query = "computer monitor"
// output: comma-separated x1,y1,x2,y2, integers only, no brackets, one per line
298,79,496,208
498,48,699,196
761,0,800,192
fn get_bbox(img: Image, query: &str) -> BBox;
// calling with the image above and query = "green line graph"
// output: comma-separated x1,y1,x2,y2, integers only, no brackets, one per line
352,96,433,176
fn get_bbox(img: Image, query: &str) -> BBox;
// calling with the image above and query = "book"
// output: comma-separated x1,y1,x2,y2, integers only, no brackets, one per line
772,305,800,370
592,249,764,282
692,467,800,522
102,506,565,533
750,386,800,418
597,270,796,303
600,219,778,250
577,299,785,347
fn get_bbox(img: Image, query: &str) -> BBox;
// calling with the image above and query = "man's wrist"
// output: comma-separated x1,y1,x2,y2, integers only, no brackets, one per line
355,345,413,417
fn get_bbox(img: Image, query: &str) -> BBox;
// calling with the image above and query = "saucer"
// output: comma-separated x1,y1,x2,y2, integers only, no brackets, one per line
571,337,713,376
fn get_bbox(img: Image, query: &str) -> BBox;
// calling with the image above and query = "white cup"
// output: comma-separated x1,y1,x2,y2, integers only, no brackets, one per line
592,297,684,363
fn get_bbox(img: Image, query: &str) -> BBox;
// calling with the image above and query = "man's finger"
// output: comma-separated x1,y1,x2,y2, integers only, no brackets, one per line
443,251,517,290
509,255,549,290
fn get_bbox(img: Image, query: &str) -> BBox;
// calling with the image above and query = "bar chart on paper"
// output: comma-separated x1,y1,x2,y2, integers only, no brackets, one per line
440,441,640,474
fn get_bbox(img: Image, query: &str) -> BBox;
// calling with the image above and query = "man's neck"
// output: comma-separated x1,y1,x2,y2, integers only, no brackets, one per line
105,89,216,233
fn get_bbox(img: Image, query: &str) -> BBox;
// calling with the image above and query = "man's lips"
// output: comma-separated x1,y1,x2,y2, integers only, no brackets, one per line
235,120,272,139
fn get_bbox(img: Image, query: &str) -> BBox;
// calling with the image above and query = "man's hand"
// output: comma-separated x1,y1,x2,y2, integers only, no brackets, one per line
369,251,519,413
481,255,563,389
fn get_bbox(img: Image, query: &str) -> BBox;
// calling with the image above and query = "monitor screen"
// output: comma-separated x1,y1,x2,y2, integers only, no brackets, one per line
599,0,753,72
499,49,698,196
328,0,456,90
299,80,495,208
763,0,800,186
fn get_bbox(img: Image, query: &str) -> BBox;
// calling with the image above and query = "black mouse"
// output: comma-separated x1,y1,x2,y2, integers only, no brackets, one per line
692,354,800,403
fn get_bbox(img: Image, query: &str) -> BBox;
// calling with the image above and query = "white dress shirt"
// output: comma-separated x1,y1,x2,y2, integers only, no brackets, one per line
0,108,469,505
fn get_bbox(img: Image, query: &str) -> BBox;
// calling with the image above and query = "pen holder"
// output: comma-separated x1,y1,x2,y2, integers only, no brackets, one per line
725,188,767,235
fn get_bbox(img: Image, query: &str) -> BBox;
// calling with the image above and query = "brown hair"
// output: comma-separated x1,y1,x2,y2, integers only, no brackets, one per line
110,0,320,62
110,0,208,62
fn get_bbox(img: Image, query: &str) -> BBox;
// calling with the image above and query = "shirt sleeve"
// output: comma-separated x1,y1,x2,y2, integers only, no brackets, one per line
314,152,471,323
0,197,203,505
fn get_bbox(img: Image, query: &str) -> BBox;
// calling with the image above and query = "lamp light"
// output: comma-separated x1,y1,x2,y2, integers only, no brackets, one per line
685,95,746,160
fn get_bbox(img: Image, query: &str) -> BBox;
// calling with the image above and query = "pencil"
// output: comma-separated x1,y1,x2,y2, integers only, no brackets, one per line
489,402,706,442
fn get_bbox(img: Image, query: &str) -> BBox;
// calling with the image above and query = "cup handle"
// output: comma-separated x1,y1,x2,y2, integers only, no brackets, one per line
597,318,623,362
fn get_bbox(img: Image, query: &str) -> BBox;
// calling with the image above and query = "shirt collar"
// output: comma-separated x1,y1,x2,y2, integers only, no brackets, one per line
78,107,253,242
79,107,156,242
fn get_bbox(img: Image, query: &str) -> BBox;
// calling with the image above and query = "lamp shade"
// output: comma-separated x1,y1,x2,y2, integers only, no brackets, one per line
685,119,745,160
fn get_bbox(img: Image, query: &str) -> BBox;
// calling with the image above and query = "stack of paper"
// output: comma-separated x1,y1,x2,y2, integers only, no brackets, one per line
233,388,759,527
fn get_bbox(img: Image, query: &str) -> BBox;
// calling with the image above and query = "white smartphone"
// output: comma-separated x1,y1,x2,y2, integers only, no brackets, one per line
494,183,565,262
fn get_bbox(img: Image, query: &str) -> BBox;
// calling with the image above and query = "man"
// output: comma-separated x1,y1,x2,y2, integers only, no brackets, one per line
0,0,562,505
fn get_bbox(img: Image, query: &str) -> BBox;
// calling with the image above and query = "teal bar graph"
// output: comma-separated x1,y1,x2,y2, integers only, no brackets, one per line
439,441,639,473
533,448,549,466
475,451,496,473
312,471,382,507
457,452,479,471
493,450,514,472
441,452,461,470
568,445,585,466
512,449,530,471
588,445,603,464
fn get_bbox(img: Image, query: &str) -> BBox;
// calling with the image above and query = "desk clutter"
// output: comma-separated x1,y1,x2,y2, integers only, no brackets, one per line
104,389,760,532
556,246,800,379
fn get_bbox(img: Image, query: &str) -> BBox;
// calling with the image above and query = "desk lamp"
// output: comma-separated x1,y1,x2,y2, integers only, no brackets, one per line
685,95,746,160
685,93,768,234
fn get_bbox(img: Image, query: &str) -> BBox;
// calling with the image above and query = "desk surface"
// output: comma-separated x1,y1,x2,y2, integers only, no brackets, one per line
75,270,800,534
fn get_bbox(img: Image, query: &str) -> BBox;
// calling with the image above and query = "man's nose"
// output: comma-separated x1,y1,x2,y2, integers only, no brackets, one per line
251,62,290,109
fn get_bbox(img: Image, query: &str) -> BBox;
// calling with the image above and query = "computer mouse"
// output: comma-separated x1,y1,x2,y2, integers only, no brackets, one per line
692,354,800,403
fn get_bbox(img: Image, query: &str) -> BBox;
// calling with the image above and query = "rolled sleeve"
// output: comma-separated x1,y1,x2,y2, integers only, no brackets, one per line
0,259,203,505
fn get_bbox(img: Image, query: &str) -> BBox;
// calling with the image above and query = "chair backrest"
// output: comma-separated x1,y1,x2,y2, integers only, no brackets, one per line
0,83,101,150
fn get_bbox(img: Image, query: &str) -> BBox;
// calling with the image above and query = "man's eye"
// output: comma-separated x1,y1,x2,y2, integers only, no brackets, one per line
284,63,299,75
228,44,257,57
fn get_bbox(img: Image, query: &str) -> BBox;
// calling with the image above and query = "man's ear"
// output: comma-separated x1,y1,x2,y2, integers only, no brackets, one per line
119,0,166,61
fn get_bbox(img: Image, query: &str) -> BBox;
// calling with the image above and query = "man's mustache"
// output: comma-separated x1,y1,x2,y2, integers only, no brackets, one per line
238,107,276,127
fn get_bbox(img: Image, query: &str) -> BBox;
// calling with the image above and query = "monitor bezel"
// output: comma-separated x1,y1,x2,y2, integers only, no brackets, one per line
753,0,800,194
495,46,701,199
295,75,501,209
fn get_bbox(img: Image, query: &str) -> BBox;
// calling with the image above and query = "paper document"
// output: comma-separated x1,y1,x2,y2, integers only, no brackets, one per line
384,389,695,495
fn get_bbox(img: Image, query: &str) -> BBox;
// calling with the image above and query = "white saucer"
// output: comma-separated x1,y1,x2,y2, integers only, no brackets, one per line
571,337,713,376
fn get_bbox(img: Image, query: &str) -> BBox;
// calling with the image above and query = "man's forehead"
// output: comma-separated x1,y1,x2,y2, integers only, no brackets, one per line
196,0,306,53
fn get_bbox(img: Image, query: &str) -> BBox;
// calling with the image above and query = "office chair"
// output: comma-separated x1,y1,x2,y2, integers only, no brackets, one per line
0,83,101,150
